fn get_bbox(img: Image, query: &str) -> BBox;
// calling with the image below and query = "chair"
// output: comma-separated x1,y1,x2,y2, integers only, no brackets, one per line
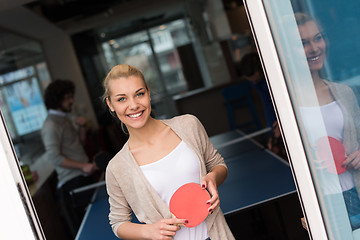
222,81,262,131
55,172,101,238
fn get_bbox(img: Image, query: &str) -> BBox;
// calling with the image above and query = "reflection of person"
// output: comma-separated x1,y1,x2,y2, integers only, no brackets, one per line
41,79,97,235
103,64,235,240
238,52,276,129
237,52,283,155
295,13,360,230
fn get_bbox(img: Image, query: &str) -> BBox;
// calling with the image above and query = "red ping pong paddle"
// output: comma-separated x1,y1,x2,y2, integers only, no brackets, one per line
169,182,210,228
316,136,346,174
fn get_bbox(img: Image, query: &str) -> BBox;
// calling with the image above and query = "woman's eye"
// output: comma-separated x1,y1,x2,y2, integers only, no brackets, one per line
117,97,126,102
137,92,145,97
314,35,323,42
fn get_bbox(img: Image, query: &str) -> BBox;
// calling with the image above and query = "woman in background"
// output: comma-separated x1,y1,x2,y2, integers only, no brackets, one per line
103,64,235,239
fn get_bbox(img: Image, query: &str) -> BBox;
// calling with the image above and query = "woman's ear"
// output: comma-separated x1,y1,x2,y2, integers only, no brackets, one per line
106,97,115,112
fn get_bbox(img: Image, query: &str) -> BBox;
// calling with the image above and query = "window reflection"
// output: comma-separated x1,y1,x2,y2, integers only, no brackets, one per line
2,76,47,137
149,20,189,94
294,13,360,233
262,0,360,237
0,30,51,165
101,18,193,118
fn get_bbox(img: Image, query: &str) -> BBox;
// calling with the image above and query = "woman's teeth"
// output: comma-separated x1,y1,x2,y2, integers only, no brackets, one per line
309,56,319,62
128,112,142,118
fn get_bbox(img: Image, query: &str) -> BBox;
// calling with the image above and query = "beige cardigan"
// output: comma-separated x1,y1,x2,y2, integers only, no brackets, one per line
325,81,360,195
106,114,235,239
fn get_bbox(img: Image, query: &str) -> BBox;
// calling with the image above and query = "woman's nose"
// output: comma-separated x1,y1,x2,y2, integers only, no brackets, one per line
308,41,318,53
128,98,138,109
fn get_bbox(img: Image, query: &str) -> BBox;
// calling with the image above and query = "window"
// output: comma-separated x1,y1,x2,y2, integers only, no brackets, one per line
245,0,360,239
0,30,51,164
101,18,193,118
0,114,44,239
0,30,48,240
0,66,48,138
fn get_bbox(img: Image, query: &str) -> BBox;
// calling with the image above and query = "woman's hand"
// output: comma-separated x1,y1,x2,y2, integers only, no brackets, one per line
201,172,220,215
144,218,187,240
343,150,360,170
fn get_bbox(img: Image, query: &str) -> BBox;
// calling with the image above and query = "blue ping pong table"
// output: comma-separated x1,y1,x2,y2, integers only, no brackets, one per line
75,129,297,240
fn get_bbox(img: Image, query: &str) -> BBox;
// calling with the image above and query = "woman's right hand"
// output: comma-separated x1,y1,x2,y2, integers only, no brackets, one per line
144,217,187,240
343,150,360,170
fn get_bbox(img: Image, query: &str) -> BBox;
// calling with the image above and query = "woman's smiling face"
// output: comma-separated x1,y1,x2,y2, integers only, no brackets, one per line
106,75,151,130
298,20,326,73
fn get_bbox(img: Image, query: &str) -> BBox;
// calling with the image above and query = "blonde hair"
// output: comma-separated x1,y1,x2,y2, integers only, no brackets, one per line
294,12,314,26
102,64,148,103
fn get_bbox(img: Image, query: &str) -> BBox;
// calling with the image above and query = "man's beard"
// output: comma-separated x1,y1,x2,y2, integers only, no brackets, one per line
59,104,72,113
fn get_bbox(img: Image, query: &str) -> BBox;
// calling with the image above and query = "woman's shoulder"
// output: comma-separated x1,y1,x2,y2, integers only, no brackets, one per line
326,80,352,92
326,80,357,101
163,114,200,126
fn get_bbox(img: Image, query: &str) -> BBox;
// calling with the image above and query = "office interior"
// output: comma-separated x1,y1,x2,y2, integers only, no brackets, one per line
0,0,308,239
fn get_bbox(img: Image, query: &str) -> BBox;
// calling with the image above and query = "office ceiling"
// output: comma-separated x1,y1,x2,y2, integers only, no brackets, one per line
24,0,186,35
0,0,239,74
0,31,44,75
25,0,135,24
0,0,185,74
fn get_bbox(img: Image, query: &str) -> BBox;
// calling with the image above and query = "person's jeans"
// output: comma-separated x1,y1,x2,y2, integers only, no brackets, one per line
343,187,360,230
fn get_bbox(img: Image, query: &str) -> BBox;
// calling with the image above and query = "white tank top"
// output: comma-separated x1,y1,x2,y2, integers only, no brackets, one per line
299,101,354,194
140,141,209,240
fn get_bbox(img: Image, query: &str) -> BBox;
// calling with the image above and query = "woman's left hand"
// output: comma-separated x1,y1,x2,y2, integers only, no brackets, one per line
201,172,219,215
343,150,360,170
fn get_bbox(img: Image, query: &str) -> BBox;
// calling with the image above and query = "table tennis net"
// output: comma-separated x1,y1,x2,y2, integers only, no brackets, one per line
212,128,277,160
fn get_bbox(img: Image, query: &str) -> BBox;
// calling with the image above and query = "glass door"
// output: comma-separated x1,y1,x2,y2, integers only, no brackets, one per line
0,109,45,239
245,0,360,239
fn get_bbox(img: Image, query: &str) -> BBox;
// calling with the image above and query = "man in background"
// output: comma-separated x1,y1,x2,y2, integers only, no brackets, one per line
41,79,97,237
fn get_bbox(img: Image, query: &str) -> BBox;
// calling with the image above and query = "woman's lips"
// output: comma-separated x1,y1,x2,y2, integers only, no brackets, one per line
127,111,143,118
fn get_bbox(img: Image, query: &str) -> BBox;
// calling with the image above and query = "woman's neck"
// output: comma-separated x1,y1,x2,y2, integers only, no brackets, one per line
311,71,324,88
311,70,335,105
127,117,165,146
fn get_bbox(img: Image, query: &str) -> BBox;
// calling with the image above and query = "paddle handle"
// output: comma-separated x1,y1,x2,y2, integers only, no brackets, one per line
171,213,185,226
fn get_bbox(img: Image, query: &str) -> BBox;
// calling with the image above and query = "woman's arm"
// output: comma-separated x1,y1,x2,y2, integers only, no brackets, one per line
203,165,228,187
337,84,360,170
189,115,226,170
116,218,187,240
201,165,228,214
187,115,228,214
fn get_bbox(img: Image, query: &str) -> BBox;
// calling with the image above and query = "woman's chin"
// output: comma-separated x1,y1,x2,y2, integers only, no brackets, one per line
308,63,324,73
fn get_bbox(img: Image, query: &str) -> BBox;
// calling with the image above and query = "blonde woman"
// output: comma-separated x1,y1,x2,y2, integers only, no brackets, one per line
295,13,360,230
103,64,235,240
